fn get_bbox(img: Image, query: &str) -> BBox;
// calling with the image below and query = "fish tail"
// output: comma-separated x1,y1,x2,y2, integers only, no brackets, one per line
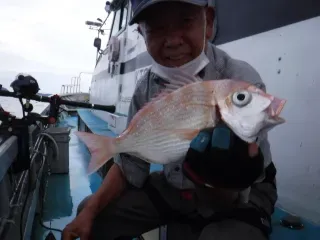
75,131,118,175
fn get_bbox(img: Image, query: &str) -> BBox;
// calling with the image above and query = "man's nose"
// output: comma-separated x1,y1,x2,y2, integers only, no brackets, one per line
163,26,184,48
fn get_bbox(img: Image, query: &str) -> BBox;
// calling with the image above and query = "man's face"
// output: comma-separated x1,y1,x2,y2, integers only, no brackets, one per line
138,2,214,67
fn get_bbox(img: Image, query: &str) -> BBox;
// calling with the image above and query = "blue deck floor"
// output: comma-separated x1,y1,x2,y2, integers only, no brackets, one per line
31,114,320,239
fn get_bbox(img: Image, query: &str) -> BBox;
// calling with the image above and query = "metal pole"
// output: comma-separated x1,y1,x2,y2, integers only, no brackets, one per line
71,77,76,93
78,77,81,93
76,77,80,93
77,72,93,93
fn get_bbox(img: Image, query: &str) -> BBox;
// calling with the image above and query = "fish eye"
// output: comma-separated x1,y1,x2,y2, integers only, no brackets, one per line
232,90,252,107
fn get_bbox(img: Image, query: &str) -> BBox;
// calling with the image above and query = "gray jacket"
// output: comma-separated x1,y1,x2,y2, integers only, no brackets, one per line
114,42,273,189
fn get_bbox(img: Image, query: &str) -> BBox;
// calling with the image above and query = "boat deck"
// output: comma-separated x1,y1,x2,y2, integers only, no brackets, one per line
31,114,320,239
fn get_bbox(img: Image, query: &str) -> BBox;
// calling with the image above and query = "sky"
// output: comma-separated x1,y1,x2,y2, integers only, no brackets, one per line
0,0,114,93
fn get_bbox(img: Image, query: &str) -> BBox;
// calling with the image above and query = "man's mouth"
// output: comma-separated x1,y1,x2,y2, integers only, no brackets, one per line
166,55,185,61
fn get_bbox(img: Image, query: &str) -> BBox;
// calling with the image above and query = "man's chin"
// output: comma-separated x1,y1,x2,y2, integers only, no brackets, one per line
162,57,192,67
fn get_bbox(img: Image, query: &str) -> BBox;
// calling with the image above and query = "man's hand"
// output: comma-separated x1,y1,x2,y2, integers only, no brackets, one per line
61,208,95,240
61,164,127,240
182,121,264,190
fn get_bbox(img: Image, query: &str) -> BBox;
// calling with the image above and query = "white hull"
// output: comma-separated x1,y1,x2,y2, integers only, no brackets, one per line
219,16,320,224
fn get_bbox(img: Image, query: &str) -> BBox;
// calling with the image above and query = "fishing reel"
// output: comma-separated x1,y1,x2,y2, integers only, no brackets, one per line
10,74,40,114
10,73,40,98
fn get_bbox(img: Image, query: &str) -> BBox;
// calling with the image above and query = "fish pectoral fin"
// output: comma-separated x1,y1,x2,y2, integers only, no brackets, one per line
157,129,200,140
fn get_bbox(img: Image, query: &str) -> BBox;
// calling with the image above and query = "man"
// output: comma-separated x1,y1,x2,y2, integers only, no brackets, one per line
62,0,277,239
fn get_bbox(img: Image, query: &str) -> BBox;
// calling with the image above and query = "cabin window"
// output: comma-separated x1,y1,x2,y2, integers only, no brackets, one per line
109,0,128,38
110,10,121,37
120,3,128,30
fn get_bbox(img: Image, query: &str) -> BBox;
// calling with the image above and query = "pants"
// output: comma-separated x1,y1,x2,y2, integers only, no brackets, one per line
77,169,277,240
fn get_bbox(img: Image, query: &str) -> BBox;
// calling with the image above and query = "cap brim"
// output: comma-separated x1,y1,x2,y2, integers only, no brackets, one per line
129,0,208,25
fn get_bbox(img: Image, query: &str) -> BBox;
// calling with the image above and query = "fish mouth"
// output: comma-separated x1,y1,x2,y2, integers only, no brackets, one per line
267,96,286,121
266,115,285,125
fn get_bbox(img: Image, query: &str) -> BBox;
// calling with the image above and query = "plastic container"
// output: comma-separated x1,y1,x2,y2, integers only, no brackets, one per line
45,127,71,174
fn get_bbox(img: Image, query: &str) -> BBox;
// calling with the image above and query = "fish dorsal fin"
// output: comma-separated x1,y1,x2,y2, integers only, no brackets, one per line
139,78,237,118
124,80,213,136
125,78,254,136
125,91,172,134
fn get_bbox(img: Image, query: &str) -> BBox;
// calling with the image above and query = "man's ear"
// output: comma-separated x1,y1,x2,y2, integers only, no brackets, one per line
137,25,142,34
137,24,144,36
205,6,215,40
137,23,149,47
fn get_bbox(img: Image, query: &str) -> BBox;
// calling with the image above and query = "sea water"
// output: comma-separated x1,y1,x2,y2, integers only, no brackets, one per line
0,96,49,118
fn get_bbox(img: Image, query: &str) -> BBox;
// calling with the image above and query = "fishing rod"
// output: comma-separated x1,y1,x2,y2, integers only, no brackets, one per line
0,78,115,115
0,74,115,133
